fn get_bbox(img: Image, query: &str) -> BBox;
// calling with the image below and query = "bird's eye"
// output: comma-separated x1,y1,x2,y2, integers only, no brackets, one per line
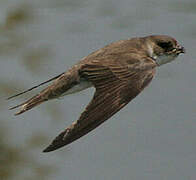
157,41,173,51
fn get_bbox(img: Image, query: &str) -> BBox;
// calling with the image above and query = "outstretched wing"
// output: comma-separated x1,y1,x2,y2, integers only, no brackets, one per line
43,58,156,152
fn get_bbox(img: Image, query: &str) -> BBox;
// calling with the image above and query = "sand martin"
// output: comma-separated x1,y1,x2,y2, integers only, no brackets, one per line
8,35,185,152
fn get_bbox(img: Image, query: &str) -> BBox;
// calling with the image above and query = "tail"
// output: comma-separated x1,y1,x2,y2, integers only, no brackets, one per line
8,68,80,115
7,73,64,100
8,72,64,115
9,93,48,115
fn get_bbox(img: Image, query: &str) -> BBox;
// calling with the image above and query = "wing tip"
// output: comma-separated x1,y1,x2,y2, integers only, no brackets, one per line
42,129,71,153
42,146,53,153
42,141,65,153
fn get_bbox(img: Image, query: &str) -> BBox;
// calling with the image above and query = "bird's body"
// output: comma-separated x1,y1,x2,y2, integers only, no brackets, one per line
8,35,185,152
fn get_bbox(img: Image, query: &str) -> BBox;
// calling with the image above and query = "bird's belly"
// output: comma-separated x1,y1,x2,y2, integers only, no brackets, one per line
60,80,93,97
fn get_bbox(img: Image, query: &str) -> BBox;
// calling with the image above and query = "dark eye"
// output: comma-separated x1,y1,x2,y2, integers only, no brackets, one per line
157,41,173,51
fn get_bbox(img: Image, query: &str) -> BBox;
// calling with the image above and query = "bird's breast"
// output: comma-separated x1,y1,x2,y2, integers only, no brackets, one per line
60,79,93,97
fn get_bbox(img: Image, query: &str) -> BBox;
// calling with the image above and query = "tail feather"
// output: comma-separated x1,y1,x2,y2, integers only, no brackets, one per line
7,73,64,100
9,94,38,110
8,68,81,115
12,94,47,116
7,72,65,115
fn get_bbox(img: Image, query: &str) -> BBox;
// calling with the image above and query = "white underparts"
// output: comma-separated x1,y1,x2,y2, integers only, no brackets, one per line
155,54,177,66
60,79,93,97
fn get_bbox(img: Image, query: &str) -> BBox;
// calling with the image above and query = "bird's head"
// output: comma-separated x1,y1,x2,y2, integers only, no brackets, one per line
145,35,185,66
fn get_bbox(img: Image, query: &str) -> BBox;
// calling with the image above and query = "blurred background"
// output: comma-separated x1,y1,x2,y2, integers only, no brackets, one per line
0,0,195,179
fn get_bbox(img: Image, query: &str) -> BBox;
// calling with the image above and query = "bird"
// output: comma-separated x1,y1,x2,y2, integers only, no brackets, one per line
8,35,185,152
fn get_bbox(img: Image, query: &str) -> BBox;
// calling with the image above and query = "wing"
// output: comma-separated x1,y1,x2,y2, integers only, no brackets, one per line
43,58,156,152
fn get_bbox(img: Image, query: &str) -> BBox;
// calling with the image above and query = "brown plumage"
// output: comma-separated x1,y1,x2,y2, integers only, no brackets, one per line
8,35,185,152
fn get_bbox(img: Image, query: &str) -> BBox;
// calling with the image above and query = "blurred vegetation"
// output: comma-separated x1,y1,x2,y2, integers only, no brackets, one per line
0,32,26,55
0,2,61,180
22,47,53,74
0,123,55,180
4,4,33,30
0,4,31,55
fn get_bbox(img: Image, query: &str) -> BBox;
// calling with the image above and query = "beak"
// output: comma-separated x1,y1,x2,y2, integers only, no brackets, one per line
176,45,186,54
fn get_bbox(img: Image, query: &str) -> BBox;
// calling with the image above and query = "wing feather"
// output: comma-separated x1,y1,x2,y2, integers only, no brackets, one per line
43,59,156,152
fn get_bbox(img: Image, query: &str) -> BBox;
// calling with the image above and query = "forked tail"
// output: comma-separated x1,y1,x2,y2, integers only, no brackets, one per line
9,93,47,115
8,69,80,115
7,73,64,100
8,72,64,115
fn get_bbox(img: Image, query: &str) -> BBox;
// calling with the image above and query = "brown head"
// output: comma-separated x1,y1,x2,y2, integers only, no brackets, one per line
144,35,185,66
